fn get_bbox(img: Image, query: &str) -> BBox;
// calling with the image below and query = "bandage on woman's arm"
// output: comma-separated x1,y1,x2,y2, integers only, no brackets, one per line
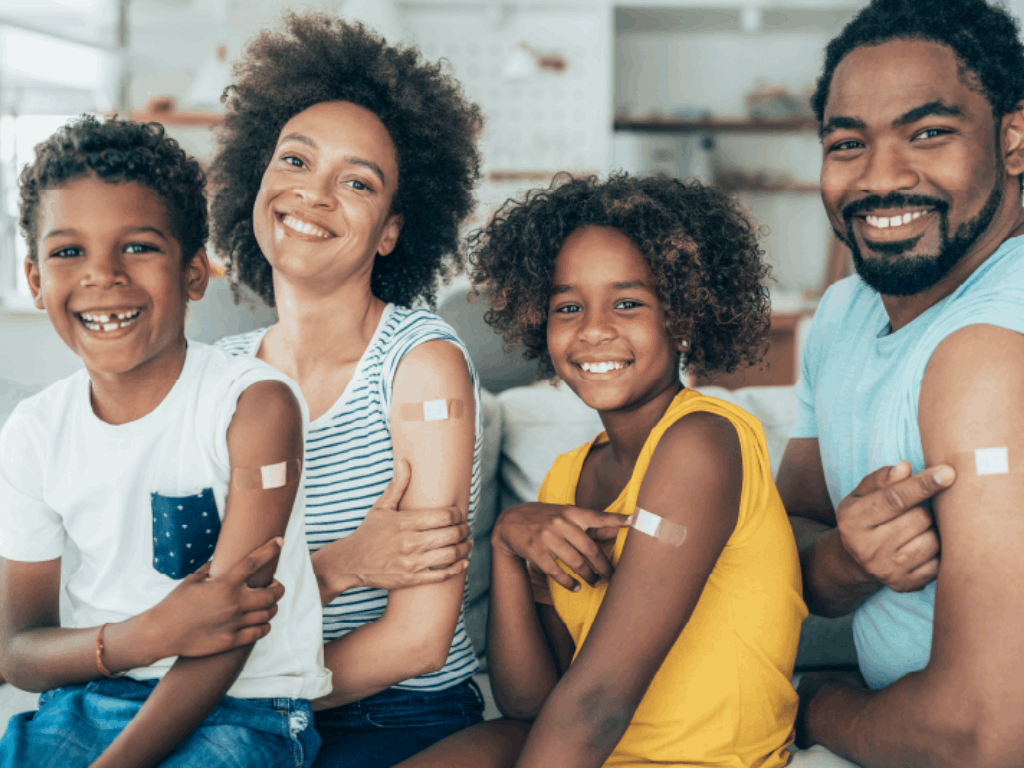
316,339,475,708
90,380,304,768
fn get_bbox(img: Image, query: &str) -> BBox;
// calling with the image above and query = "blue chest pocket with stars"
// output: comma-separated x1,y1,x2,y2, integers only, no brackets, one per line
151,488,220,580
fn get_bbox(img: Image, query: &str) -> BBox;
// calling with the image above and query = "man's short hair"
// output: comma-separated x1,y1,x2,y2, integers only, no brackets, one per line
811,0,1024,123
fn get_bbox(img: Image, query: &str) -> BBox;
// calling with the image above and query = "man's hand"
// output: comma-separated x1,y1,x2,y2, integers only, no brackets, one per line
492,502,630,592
313,459,473,598
834,460,953,593
142,537,286,661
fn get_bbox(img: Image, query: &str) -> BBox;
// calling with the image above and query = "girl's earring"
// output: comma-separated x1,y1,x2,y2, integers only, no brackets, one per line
679,339,689,350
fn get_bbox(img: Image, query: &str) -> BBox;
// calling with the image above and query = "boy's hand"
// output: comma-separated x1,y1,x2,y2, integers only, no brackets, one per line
492,502,630,592
143,537,286,661
312,459,473,596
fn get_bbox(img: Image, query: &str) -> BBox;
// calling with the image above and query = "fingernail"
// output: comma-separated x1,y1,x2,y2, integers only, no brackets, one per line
572,583,581,592
933,468,953,485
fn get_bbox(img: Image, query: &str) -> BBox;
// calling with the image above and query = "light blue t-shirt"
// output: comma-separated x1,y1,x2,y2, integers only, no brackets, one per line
792,234,1024,690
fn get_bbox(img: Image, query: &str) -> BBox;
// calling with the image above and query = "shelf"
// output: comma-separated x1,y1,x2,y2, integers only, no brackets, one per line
130,108,223,127
614,117,818,133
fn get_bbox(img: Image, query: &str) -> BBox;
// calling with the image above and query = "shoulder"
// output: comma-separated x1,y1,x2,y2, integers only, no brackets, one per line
383,307,471,364
214,327,269,357
654,411,742,479
1,372,84,440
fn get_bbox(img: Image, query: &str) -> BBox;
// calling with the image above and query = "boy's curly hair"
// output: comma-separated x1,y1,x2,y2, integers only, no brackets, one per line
469,174,771,380
19,114,207,263
209,12,483,309
811,0,1024,123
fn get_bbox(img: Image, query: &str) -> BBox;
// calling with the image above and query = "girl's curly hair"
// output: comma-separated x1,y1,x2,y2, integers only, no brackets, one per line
19,115,207,263
209,12,483,309
469,173,771,381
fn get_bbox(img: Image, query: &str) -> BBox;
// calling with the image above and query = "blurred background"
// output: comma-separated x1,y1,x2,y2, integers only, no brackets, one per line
5,0,1018,389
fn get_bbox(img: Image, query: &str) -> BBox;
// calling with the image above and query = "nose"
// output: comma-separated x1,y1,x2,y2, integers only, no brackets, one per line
857,138,919,196
294,172,334,209
578,305,617,345
80,249,128,289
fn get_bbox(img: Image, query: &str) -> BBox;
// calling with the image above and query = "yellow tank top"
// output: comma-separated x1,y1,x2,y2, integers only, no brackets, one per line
538,388,806,768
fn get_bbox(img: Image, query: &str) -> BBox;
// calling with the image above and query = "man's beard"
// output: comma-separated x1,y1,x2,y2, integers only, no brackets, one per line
836,176,1004,297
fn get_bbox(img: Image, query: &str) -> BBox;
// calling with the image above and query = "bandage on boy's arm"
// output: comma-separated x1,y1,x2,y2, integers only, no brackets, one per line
91,380,304,768
512,412,742,768
316,340,475,708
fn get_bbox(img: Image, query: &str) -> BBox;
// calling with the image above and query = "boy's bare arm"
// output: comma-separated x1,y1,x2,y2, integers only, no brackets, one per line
315,340,475,708
513,412,741,768
802,325,1024,767
92,379,304,768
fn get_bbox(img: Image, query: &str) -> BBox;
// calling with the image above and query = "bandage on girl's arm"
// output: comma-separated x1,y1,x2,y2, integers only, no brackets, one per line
90,379,304,768
511,411,742,768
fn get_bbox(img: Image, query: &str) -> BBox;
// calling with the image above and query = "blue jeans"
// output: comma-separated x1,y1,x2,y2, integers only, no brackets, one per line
312,679,484,768
0,677,319,768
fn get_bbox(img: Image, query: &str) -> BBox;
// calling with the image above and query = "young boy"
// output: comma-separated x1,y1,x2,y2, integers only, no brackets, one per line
0,115,331,768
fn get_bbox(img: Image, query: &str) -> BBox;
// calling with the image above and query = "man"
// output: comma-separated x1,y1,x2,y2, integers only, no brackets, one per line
781,0,1024,765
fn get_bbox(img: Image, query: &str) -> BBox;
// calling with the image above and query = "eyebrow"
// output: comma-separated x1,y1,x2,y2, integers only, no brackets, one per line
278,132,388,186
820,100,965,139
550,280,653,295
43,225,168,240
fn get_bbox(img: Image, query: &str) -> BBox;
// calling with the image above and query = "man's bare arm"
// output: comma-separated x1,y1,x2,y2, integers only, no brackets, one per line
802,324,1024,767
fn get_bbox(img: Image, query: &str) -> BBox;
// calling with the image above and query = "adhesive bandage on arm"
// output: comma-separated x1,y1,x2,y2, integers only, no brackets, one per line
626,507,687,546
231,459,302,490
952,447,1024,476
397,398,466,422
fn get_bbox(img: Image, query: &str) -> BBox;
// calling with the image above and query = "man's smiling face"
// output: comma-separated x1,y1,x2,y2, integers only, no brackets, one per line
820,38,1010,296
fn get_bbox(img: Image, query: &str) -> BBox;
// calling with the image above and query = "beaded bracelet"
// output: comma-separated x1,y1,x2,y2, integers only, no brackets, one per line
95,623,126,679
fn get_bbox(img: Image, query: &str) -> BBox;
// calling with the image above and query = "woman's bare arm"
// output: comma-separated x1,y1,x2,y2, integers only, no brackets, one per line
316,340,476,707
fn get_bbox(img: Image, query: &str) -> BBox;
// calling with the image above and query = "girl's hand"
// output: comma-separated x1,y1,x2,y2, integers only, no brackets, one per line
312,459,472,597
492,503,630,592
143,537,286,661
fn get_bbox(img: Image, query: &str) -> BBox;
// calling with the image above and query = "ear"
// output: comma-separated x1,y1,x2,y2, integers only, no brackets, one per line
376,213,405,257
184,247,211,302
1002,103,1024,179
24,258,46,310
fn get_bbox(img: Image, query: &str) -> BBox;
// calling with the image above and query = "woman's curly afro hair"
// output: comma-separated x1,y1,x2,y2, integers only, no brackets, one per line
811,0,1024,123
19,114,207,264
209,12,483,309
469,173,771,381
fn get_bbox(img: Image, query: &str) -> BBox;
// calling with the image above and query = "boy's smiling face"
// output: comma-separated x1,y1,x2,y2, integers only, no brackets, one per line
25,176,208,381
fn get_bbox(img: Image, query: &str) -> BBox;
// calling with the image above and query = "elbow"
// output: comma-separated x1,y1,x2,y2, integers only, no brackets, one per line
405,636,453,677
0,658,46,694
939,723,1024,768
494,690,543,722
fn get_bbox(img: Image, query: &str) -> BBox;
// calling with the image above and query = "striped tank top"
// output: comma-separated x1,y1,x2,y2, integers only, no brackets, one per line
219,304,481,690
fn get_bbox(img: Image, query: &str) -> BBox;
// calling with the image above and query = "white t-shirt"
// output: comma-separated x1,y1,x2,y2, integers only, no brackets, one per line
0,341,332,700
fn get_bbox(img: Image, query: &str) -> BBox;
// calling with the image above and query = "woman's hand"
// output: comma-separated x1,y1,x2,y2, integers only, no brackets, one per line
492,503,630,592
311,459,473,601
141,537,286,661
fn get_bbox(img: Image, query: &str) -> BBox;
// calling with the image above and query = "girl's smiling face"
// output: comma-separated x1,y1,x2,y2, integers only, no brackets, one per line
25,176,207,381
253,100,404,294
547,225,683,414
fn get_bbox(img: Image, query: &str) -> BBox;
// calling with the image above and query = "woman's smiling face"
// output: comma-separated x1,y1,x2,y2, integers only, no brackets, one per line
252,100,403,292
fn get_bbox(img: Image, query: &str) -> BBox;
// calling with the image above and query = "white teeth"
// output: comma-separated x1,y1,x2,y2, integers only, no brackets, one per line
79,311,139,332
580,361,626,373
865,211,925,229
102,322,118,331
282,214,331,239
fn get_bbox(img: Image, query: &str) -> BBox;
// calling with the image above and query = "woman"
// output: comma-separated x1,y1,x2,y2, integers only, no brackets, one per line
212,13,486,768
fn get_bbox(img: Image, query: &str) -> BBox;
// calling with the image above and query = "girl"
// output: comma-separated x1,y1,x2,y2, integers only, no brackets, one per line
402,173,807,768
212,14,485,768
